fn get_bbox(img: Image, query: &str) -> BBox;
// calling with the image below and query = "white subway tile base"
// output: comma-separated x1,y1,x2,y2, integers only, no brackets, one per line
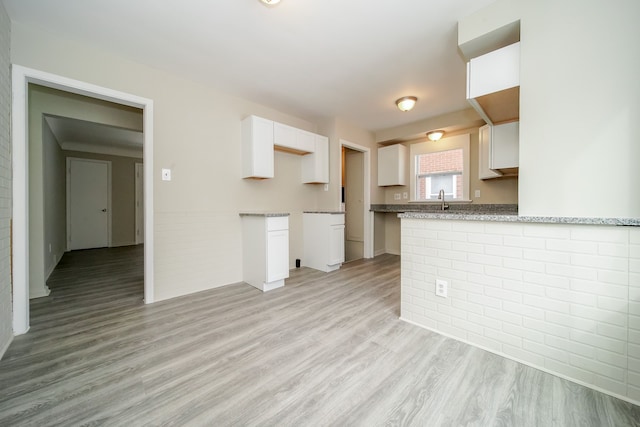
401,218,640,406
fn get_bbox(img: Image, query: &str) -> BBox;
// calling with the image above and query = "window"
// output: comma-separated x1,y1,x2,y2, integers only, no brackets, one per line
409,134,470,202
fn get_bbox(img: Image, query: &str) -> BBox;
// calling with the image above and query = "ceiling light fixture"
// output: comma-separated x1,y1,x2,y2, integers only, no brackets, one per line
427,130,445,141
260,0,281,5
395,96,417,112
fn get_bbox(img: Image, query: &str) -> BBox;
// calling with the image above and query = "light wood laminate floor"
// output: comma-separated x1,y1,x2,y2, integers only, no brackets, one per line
1,245,639,426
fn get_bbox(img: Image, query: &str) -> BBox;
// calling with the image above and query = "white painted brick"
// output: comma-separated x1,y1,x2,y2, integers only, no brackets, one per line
546,239,598,255
630,349,640,366
523,249,571,265
545,358,595,385
570,330,626,355
524,294,570,314
423,221,452,231
570,279,628,299
467,253,503,267
436,231,468,242
630,314,640,330
436,249,467,262
467,272,502,289
435,268,467,282
628,328,640,345
503,258,545,273
411,229,438,240
452,221,485,233
455,281,484,295
467,332,502,353
425,239,453,251
523,318,570,339
631,258,640,274
545,311,596,332
598,243,629,258
597,323,629,341
503,236,545,249
451,318,483,335
571,254,629,272
570,227,629,243
503,279,545,296
523,224,571,240
524,339,569,363
448,288,467,301
597,270,629,286
502,344,545,366
438,304,468,321
545,288,597,307
403,302,425,316
452,241,485,255
570,304,627,327
545,263,597,281
451,260,484,274
544,335,595,359
502,323,544,344
468,313,501,331
467,233,503,246
484,266,523,281
484,287,522,304
411,313,437,330
484,328,522,348
484,223,523,236
428,311,452,325
631,229,640,244
596,348,628,369
503,301,545,321
469,294,502,310
570,354,625,382
523,271,570,289
412,246,438,257
596,296,628,314
631,244,640,259
485,244,523,259
452,299,483,315
484,306,521,325
404,286,425,299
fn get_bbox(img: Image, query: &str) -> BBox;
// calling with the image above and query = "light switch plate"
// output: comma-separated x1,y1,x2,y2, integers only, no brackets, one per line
403,192,408,199
475,190,481,198
162,168,172,181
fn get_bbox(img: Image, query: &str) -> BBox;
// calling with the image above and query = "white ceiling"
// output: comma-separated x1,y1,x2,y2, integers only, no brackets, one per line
4,0,494,133
44,115,143,157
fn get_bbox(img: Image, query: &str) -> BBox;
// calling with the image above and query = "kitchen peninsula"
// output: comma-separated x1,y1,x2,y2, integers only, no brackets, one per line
399,212,640,403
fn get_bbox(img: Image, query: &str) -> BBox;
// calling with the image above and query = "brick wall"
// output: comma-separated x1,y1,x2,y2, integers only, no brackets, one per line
0,2,12,358
416,149,463,200
401,219,640,405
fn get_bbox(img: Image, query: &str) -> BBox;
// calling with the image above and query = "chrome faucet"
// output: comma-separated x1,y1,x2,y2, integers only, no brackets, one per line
438,189,449,211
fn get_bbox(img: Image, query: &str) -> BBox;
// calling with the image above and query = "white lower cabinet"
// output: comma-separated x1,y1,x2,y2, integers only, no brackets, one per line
303,213,345,272
241,214,289,291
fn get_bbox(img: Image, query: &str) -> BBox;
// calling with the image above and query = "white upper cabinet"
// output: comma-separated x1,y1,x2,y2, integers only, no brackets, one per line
467,42,520,125
274,122,315,154
378,144,407,186
242,115,274,179
478,122,519,180
302,135,329,184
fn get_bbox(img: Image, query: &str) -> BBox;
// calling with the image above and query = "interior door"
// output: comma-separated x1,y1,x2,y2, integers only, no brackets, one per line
68,158,111,250
345,148,364,261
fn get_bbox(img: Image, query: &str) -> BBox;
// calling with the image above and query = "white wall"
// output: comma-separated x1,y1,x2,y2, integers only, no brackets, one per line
11,23,370,302
42,119,66,280
401,218,640,404
0,1,13,358
517,0,640,217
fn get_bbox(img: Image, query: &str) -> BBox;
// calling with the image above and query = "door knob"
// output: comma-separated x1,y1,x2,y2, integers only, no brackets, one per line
101,209,107,212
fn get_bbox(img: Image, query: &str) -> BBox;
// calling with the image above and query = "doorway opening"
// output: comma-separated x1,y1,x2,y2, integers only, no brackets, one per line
339,139,373,260
11,65,155,335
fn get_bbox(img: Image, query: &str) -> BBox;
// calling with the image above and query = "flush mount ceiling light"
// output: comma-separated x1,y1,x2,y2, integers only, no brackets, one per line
395,96,417,112
260,0,281,5
427,130,445,141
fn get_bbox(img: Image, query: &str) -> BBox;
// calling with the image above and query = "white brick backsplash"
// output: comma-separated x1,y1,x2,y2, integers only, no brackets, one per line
0,2,11,359
401,219,640,404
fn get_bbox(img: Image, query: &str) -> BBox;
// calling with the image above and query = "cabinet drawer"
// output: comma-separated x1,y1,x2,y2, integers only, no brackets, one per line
267,216,289,231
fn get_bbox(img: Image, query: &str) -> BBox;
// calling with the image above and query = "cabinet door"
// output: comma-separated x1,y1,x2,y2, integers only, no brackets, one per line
267,230,289,282
302,135,329,184
491,121,519,170
378,144,407,186
242,116,274,179
328,225,345,266
478,125,501,180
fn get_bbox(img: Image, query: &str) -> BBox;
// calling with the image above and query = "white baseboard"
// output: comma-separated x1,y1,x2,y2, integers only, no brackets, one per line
385,248,400,256
374,249,386,257
110,241,137,248
399,316,640,408
29,285,51,300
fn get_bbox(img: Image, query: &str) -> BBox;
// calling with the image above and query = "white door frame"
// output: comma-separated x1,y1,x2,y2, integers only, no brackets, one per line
339,139,373,259
66,157,113,251
11,64,155,335
135,162,144,245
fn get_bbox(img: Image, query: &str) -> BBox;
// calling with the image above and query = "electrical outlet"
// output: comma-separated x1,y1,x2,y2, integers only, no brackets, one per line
435,279,448,298
403,192,408,199
394,193,401,200
162,168,172,181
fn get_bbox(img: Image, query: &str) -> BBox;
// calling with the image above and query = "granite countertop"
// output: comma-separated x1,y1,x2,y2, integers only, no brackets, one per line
303,211,345,215
239,212,290,217
371,203,518,214
398,212,640,226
